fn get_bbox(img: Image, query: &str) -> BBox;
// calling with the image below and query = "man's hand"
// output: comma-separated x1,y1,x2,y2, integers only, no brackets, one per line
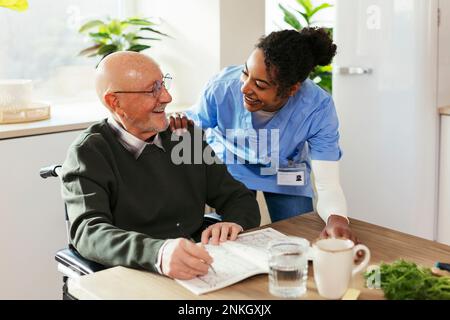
169,113,194,133
201,222,243,245
161,238,213,280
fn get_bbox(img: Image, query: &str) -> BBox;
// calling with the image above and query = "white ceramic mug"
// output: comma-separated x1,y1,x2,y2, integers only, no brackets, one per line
312,238,370,299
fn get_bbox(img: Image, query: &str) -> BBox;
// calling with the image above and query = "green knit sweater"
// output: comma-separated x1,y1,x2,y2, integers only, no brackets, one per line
61,120,260,272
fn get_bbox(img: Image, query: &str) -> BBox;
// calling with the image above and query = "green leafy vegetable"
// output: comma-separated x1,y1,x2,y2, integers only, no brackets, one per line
364,260,450,300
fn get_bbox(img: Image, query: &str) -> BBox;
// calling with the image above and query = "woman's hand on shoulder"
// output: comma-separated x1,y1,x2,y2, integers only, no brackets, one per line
169,113,194,133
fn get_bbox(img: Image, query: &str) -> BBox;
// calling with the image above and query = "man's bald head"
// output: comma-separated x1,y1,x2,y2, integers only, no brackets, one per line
95,51,161,107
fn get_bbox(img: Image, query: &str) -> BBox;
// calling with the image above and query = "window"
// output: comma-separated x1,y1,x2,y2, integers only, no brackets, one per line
0,0,135,104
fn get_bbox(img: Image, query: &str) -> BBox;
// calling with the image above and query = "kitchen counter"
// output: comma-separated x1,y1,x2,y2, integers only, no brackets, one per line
0,101,191,140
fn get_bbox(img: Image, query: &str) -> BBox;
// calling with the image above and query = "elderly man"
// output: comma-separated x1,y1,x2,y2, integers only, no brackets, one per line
61,51,260,280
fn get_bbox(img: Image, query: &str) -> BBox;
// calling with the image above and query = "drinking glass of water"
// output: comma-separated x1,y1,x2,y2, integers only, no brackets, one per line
268,237,310,298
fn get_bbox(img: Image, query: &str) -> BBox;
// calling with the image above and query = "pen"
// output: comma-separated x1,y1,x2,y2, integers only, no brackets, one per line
176,222,217,275
435,262,450,272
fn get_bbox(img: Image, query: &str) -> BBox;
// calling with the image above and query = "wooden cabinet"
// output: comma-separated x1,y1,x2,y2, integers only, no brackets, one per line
0,130,81,299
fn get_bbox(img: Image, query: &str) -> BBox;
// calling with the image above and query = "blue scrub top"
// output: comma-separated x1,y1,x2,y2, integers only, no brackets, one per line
188,65,342,198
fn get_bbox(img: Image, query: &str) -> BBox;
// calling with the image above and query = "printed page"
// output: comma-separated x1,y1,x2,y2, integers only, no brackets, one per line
234,227,313,262
175,227,291,295
234,227,291,251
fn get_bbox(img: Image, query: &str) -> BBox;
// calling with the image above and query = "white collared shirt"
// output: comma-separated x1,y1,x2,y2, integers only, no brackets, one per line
107,117,165,159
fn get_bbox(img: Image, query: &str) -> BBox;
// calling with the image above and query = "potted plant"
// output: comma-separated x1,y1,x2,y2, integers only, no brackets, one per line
279,0,334,92
78,17,169,65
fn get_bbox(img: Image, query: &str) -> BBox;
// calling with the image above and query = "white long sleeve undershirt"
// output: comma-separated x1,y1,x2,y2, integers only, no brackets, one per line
311,160,349,224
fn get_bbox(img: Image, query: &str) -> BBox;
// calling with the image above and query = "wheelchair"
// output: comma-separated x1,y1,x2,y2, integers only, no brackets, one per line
40,164,221,300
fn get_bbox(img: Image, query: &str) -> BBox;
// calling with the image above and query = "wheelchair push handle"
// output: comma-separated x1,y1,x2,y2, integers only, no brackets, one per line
40,164,62,178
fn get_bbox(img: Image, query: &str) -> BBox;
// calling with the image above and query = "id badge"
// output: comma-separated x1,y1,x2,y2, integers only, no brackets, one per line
277,163,307,186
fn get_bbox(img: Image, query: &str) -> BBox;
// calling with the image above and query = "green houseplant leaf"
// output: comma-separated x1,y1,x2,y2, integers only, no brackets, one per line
140,27,170,37
78,16,169,65
127,44,152,52
126,18,155,26
107,19,123,35
89,32,111,40
297,0,313,16
278,4,302,30
279,0,334,92
310,3,332,17
78,44,101,56
78,20,105,33
97,44,118,56
133,36,161,41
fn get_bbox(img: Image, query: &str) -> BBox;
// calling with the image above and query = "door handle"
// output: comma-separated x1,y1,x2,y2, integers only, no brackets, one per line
337,67,373,75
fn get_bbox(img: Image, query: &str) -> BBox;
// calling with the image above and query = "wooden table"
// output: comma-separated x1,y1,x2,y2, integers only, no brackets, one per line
67,213,450,300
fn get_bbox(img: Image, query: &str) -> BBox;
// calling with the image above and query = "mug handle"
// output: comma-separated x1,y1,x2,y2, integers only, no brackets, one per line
352,244,371,277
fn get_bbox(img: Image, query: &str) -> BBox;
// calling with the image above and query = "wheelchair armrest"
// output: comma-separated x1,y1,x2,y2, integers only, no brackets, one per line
55,247,106,276
56,215,222,275
39,164,62,178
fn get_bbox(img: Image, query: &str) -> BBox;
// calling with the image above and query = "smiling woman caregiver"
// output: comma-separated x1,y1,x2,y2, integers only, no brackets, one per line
174,28,356,241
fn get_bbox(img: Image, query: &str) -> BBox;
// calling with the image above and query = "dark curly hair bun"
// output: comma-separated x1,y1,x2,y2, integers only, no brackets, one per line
300,27,336,67
256,28,336,96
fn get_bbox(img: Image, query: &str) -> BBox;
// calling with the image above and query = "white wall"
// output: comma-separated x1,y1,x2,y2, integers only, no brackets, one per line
136,0,265,108
136,0,221,108
220,0,265,68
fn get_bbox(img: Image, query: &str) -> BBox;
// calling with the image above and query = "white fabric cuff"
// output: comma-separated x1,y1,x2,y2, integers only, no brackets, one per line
311,160,348,224
155,239,173,274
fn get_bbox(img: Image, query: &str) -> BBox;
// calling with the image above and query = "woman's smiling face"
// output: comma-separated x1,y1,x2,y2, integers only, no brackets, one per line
240,48,290,113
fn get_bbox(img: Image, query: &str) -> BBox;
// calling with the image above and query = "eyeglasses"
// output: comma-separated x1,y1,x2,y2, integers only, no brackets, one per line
113,74,172,98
